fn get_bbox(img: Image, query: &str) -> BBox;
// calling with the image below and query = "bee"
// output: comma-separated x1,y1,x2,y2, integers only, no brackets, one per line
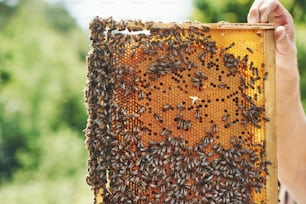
138,106,146,114
195,109,201,119
246,47,254,53
130,49,136,57
242,54,249,63
261,63,265,67
257,85,262,94
192,77,201,88
218,83,227,88
263,71,268,80
222,114,230,121
162,104,174,112
222,42,235,52
212,124,219,133
263,116,270,122
160,128,171,136
198,51,206,61
228,42,235,49
152,113,162,123
254,67,259,77
145,21,154,30
195,71,208,80
176,103,185,110
183,120,192,131
224,121,234,128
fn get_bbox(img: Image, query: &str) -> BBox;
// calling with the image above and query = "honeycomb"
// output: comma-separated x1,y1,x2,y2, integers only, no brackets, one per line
85,17,277,203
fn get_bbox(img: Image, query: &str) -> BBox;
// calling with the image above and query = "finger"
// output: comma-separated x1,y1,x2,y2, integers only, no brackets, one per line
274,15,295,41
259,0,280,22
248,0,265,23
275,26,290,55
249,0,292,24
269,2,291,19
275,26,286,42
248,8,259,23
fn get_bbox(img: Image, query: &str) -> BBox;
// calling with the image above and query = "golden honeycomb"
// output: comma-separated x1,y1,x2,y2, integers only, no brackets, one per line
85,17,277,203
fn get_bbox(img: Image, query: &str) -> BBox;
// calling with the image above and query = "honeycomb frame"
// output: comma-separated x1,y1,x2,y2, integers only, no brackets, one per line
85,17,277,204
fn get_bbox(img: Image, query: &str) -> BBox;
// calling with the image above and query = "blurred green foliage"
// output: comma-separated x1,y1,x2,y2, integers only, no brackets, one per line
0,0,91,202
192,0,253,22
192,0,306,108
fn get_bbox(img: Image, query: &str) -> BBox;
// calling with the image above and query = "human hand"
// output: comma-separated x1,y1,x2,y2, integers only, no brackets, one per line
248,0,298,97
248,0,296,57
248,3,306,203
249,2,304,201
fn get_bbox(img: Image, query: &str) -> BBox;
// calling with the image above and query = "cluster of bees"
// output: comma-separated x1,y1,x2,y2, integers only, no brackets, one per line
85,17,272,203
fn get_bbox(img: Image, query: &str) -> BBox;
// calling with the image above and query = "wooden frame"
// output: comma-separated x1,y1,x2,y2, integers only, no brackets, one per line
85,18,277,203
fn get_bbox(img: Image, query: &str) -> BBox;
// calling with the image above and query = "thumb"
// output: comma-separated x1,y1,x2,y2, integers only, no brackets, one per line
275,26,291,55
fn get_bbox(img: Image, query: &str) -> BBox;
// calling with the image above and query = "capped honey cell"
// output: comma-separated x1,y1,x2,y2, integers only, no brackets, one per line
85,17,277,204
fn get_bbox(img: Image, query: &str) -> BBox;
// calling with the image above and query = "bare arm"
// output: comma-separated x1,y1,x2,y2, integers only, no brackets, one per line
248,0,306,203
